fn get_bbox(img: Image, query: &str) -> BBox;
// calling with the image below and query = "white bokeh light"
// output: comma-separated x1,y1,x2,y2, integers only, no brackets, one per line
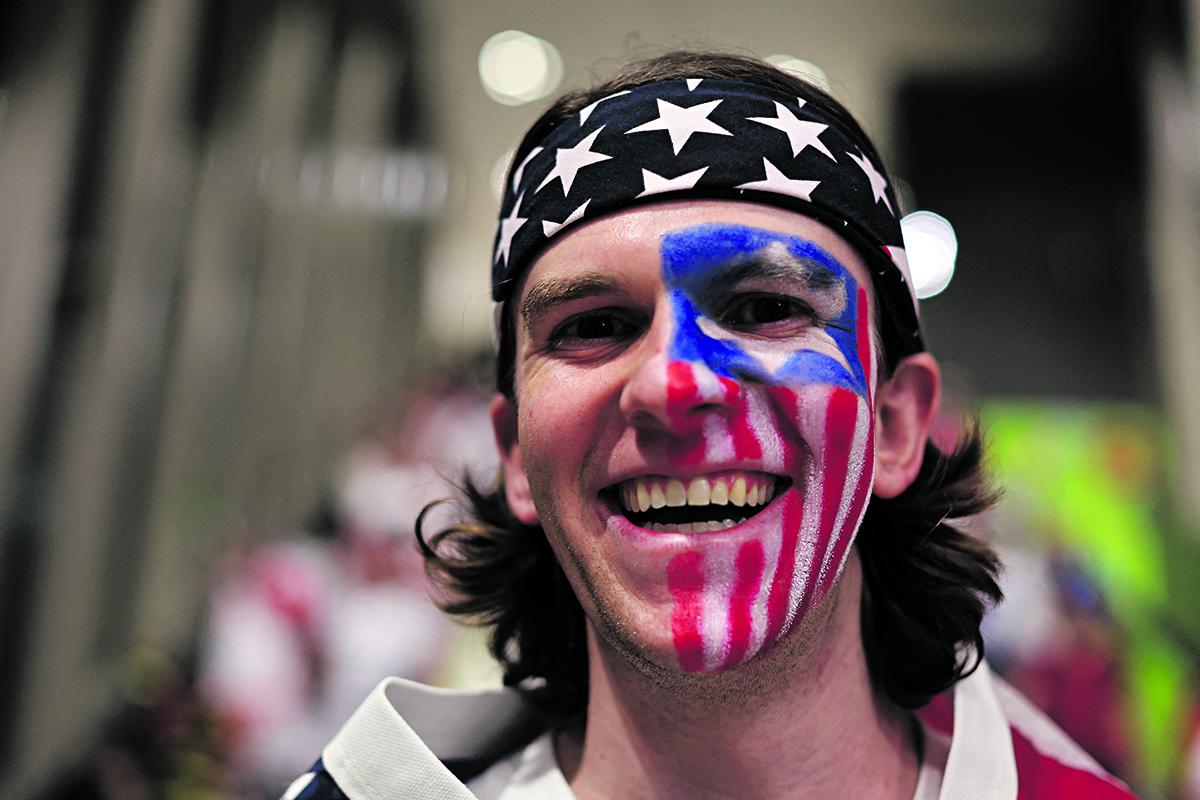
901,211,958,299
765,54,831,92
478,30,563,106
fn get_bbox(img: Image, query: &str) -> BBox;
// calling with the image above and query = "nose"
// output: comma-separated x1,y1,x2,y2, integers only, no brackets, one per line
619,313,739,433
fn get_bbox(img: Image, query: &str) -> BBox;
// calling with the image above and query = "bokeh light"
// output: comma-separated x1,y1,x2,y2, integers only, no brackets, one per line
478,30,563,106
765,54,831,92
901,210,958,299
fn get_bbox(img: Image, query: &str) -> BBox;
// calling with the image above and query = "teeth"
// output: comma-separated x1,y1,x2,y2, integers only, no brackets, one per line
730,477,747,507
617,472,779,516
643,518,745,534
650,484,667,509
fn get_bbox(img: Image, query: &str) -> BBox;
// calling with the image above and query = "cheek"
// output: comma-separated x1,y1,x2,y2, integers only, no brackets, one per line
663,384,877,674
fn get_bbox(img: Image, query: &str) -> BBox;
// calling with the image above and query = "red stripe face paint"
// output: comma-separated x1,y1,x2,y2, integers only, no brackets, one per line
812,388,860,594
721,540,766,669
764,492,804,643
652,223,877,672
667,551,707,673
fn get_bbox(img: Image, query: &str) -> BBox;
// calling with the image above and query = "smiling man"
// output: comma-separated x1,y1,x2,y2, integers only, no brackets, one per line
507,206,891,686
285,52,1140,800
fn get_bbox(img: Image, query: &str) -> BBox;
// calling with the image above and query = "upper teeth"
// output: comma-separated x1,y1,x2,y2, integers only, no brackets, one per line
619,473,777,514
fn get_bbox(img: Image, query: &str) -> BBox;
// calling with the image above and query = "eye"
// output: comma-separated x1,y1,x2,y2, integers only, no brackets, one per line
718,293,816,332
549,309,640,350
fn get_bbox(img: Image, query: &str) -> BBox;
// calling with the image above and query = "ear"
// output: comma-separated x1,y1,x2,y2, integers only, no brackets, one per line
491,394,540,525
872,353,941,499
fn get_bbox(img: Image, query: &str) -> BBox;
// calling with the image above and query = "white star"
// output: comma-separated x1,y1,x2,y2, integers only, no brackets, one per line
579,91,631,125
847,149,894,215
510,146,542,192
494,192,528,265
536,127,612,196
748,101,836,161
625,99,732,155
637,166,709,198
685,78,703,91
543,200,591,237
736,158,820,202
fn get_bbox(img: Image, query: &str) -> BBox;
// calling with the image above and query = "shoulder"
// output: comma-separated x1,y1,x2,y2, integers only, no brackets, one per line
278,676,546,799
1009,728,1137,800
280,759,349,799
994,678,1140,800
919,662,1141,800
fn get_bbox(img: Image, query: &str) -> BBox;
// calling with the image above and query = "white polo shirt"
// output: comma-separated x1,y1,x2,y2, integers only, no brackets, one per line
282,661,1136,800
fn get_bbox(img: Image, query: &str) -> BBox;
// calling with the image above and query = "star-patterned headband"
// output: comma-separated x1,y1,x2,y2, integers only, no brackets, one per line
492,77,924,362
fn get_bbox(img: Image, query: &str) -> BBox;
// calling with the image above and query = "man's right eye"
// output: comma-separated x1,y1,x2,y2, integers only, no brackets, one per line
549,311,638,349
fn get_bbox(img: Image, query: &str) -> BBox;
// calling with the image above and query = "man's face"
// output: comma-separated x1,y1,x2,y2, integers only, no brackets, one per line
500,200,879,673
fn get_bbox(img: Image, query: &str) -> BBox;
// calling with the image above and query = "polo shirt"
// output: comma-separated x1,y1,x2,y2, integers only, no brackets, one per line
280,661,1137,799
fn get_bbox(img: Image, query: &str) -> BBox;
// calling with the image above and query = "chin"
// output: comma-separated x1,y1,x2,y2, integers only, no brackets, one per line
584,584,793,677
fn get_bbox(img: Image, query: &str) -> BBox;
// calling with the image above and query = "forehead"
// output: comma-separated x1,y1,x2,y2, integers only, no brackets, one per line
518,199,874,300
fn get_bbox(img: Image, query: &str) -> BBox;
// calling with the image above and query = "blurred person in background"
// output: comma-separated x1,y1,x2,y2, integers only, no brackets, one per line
201,372,496,794
1005,552,1132,778
283,51,1140,799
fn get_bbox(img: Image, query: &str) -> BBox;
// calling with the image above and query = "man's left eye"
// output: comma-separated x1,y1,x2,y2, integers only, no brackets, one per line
718,293,816,330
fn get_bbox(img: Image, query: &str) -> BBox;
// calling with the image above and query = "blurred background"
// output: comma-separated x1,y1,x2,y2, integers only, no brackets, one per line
1,0,1199,797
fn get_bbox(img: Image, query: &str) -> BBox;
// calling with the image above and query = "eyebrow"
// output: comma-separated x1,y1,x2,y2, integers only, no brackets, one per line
519,271,624,329
679,244,843,301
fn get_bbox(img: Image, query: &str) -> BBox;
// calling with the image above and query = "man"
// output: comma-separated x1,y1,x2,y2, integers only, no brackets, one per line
285,51,1139,799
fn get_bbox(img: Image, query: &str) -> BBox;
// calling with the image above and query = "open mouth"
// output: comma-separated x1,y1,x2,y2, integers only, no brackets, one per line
607,471,787,533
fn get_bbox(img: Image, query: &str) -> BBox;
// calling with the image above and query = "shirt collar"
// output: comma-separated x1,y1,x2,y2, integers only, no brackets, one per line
323,661,1017,800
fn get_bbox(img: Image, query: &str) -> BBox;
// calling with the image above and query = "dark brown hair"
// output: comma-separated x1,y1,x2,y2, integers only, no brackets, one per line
418,51,1002,717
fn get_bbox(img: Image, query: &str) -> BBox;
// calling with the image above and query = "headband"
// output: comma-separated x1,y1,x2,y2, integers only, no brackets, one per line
492,77,924,361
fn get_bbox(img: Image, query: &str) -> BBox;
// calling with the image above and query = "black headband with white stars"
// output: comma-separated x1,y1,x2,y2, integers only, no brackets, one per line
492,78,924,361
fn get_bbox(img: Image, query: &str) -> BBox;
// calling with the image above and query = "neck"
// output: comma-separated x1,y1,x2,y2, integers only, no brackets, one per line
557,553,919,800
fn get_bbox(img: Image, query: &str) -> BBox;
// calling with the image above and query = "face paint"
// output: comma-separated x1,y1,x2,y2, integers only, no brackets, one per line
654,223,877,672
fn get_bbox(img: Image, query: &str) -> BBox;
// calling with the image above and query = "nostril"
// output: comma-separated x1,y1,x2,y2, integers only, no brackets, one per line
690,401,729,416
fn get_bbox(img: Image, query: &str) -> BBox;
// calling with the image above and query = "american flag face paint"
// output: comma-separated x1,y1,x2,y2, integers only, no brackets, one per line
653,223,877,672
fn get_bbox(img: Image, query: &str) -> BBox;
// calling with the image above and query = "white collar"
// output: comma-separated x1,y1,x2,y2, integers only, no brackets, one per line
322,661,1018,800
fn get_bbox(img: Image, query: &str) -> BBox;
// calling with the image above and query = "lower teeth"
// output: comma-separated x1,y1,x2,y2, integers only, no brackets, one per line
644,518,746,533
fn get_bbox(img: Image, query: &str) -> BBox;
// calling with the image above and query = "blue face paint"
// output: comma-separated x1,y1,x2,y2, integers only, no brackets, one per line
659,224,869,396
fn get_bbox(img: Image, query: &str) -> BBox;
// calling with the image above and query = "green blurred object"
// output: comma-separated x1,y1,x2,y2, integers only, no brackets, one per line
983,403,1195,795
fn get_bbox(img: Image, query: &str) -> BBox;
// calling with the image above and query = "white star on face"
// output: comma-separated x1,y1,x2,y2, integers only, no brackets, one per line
685,78,703,91
542,200,591,237
537,127,613,196
625,99,732,155
637,166,708,198
847,149,894,215
578,91,631,125
735,157,820,202
748,101,836,161
510,146,542,192
494,192,528,265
